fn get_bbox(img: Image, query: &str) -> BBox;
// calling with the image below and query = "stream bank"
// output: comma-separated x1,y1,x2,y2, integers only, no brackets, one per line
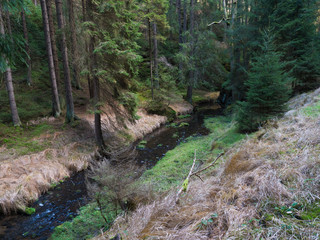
1,103,223,240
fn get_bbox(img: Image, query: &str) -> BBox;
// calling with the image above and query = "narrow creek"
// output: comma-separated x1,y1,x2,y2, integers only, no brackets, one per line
0,104,222,240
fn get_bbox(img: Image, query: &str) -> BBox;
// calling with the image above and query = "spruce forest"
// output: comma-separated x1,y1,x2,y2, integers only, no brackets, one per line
0,0,319,239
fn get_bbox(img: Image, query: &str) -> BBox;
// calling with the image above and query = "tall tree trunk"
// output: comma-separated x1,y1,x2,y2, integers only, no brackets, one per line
68,0,81,89
223,0,228,42
177,0,183,82
148,16,154,100
82,0,94,98
40,0,61,117
231,0,241,101
0,8,21,126
186,0,194,104
183,0,187,44
87,0,105,149
47,0,61,89
153,22,159,89
34,0,38,6
21,10,32,86
55,0,75,122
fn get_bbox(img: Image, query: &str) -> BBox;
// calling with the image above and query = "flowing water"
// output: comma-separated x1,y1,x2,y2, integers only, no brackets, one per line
0,104,222,240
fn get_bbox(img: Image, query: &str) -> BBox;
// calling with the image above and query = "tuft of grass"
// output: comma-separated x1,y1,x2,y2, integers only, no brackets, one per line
136,140,147,149
24,207,36,215
177,114,191,119
301,99,320,118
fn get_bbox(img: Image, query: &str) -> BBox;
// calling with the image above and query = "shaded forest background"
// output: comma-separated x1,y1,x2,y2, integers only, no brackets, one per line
1,0,320,139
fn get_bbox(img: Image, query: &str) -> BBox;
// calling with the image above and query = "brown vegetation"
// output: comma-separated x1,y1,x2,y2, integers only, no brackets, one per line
94,88,320,240
0,119,95,214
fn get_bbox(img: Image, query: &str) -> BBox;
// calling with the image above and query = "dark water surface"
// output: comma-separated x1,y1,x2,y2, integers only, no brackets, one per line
0,104,221,240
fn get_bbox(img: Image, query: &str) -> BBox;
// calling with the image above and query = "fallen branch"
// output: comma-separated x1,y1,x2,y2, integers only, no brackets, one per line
175,150,197,204
190,152,224,178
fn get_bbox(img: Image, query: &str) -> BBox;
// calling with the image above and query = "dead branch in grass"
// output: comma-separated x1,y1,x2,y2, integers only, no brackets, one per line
190,152,224,178
176,150,197,204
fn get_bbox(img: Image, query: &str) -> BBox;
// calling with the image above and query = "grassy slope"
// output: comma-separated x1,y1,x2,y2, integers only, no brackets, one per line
94,89,320,240
140,115,245,192
50,114,246,240
0,123,54,156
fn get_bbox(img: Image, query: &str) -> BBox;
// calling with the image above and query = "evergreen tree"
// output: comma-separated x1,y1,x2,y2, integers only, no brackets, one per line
271,0,320,91
237,34,292,132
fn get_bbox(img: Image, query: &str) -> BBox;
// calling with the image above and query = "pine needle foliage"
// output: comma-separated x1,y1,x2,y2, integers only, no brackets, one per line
271,0,320,90
237,34,292,132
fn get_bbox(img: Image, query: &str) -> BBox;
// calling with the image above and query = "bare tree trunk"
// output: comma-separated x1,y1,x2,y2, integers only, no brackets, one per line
0,8,21,126
21,10,32,86
68,0,81,89
87,0,105,149
55,0,75,122
183,0,187,44
231,0,241,101
177,0,183,82
47,0,61,89
223,0,228,42
153,23,159,89
34,0,38,6
40,0,61,117
82,0,94,99
186,0,194,104
148,16,154,100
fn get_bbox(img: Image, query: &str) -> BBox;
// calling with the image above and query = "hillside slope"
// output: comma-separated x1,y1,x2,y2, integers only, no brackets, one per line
96,88,320,240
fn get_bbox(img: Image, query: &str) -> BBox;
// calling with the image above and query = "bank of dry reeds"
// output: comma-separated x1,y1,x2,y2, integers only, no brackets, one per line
0,120,95,214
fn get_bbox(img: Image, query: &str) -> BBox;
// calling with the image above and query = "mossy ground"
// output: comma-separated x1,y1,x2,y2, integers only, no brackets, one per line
50,202,118,240
0,123,54,156
140,115,245,192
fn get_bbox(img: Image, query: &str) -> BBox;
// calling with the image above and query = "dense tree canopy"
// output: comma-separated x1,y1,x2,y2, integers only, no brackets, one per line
0,0,319,132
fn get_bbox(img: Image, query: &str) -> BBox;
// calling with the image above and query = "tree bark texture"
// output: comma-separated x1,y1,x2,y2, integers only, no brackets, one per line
148,16,154,100
183,0,187,44
55,0,75,122
47,0,61,89
40,0,61,117
0,8,21,126
21,10,32,86
87,0,105,149
177,0,183,82
153,23,159,89
68,0,81,89
82,0,94,99
186,0,194,104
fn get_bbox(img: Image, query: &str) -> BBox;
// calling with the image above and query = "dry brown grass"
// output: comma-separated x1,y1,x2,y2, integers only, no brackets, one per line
78,102,168,141
0,119,95,214
1,95,187,214
94,88,320,240
169,102,193,116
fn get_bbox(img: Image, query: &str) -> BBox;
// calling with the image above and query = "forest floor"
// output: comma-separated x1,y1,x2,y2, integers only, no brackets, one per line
0,89,210,215
94,88,320,240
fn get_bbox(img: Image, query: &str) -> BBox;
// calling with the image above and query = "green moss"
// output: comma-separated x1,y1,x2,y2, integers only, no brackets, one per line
0,123,54,155
50,202,118,240
300,201,320,220
301,99,320,118
179,122,189,127
137,140,147,149
25,207,36,215
0,85,51,124
177,114,191,119
139,115,245,192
